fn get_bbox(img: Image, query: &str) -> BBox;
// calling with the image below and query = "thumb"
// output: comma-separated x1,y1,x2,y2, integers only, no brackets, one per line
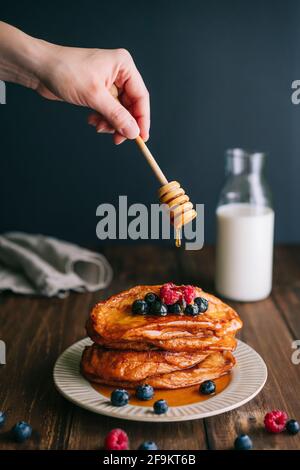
93,89,140,139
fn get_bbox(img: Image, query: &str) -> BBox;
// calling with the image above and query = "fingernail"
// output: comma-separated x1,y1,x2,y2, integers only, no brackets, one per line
115,136,127,145
120,119,139,139
97,127,115,134
88,117,97,126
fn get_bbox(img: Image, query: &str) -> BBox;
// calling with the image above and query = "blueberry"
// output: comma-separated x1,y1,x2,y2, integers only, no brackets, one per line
234,434,253,450
168,302,182,314
200,380,216,395
11,421,32,443
286,419,300,435
150,300,168,316
110,389,129,407
194,297,208,313
184,304,199,316
0,411,6,427
136,384,154,401
132,299,149,315
145,293,159,305
138,441,158,450
153,399,168,415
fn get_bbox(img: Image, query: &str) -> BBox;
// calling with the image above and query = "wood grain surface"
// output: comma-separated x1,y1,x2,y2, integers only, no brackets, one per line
0,244,299,450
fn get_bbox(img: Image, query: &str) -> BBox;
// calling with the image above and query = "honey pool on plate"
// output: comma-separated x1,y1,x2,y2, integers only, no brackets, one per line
92,373,231,407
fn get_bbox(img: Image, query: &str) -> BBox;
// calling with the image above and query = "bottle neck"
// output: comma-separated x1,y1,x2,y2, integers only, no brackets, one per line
226,149,265,176
218,149,272,209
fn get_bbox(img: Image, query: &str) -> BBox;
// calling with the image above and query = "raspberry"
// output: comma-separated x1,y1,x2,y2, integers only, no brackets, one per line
160,283,181,305
160,283,197,305
182,285,196,304
161,288,181,305
162,282,176,289
264,410,288,433
104,428,129,450
160,283,175,297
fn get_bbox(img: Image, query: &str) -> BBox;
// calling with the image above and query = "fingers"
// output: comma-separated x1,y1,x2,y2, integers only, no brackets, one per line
92,88,140,140
113,133,127,145
96,122,115,133
132,94,150,142
87,112,100,127
88,112,115,133
87,113,125,143
87,49,150,144
122,68,150,141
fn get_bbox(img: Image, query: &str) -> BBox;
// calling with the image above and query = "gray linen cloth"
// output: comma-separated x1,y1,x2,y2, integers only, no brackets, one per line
0,232,113,297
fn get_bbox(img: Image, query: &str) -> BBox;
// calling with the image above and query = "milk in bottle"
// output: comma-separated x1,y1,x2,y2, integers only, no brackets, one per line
215,149,274,301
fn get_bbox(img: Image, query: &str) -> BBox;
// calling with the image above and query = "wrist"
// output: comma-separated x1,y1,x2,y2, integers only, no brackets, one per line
22,37,61,90
0,22,59,90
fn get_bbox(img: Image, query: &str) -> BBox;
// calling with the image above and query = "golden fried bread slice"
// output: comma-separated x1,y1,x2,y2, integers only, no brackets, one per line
81,350,235,389
148,335,237,352
87,319,237,352
87,285,242,347
81,344,208,382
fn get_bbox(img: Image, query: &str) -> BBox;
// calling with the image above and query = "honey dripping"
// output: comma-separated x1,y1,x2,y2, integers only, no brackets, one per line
175,228,181,248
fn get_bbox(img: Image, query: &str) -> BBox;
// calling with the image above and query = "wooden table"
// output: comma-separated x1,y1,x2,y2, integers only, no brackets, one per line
0,244,300,450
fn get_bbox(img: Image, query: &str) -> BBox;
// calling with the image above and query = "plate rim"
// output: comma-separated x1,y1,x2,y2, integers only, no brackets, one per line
53,338,267,422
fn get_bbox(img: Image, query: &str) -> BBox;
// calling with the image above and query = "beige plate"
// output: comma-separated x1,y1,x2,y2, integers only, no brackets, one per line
53,338,267,422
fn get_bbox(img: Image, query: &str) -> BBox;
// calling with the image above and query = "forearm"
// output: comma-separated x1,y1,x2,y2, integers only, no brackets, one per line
0,21,51,89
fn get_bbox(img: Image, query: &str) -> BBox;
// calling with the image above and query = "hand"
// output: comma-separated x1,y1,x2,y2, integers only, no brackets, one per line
37,46,150,144
0,22,150,144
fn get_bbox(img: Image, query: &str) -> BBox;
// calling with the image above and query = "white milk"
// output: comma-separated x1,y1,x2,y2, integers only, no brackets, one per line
216,203,274,301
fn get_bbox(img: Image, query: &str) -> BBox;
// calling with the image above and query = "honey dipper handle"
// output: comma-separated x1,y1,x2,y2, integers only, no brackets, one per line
135,136,168,186
110,84,168,186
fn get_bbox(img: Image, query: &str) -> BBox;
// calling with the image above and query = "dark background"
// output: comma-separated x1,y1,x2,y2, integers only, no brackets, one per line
1,0,299,245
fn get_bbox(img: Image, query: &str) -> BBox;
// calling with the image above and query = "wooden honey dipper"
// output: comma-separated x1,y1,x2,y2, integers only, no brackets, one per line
110,85,197,247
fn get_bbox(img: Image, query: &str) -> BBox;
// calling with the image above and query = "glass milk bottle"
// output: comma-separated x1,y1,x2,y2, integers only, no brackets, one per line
215,149,274,301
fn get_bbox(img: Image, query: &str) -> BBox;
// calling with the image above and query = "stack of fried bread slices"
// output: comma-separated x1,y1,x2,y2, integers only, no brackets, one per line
81,285,242,389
